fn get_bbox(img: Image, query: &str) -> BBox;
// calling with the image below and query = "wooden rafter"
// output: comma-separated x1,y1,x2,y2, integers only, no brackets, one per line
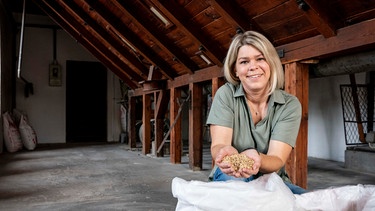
208,0,268,37
84,0,177,80
276,18,375,63
63,1,147,82
34,0,140,89
114,0,197,74
299,0,337,38
155,0,226,65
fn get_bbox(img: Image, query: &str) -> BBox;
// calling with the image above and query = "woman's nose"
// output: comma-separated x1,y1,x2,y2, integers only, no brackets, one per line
248,60,258,70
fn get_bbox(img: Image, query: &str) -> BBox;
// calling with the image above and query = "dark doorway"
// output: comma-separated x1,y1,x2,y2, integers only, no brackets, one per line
66,60,107,142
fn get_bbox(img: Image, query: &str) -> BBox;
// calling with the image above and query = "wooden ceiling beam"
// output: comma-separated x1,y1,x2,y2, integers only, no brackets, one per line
276,18,375,63
62,1,146,82
155,0,225,66
298,0,337,38
33,0,140,89
114,0,197,74
208,0,268,37
84,0,177,80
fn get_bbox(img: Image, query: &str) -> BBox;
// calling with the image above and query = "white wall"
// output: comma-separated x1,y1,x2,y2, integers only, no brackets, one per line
15,15,122,144
308,73,366,162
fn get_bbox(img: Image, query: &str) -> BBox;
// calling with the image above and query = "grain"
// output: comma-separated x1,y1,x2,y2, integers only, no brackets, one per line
223,154,254,171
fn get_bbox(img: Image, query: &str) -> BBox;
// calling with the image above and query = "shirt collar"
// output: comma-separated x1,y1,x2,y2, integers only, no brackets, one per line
234,83,286,105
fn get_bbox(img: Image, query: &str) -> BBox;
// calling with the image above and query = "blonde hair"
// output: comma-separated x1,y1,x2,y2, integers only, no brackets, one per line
223,31,284,95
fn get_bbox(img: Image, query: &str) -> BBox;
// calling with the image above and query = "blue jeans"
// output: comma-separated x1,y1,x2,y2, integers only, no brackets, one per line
213,167,307,194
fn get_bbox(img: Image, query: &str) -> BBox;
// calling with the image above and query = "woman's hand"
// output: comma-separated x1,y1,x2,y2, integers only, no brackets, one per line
237,149,261,178
215,145,238,176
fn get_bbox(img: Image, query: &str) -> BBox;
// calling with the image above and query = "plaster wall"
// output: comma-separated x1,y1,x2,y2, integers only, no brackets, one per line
15,16,122,144
308,73,366,162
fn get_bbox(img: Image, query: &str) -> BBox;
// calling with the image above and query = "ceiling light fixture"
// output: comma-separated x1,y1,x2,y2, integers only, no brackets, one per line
200,54,212,65
196,51,212,65
150,6,170,27
109,27,137,52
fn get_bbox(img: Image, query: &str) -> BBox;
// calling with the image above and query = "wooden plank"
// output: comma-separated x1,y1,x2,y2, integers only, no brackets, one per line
113,0,198,74
35,0,140,89
349,74,366,143
276,18,375,63
211,77,225,97
167,65,223,89
170,88,182,163
156,0,226,65
210,77,225,167
284,62,309,189
208,0,266,35
84,0,177,80
189,83,203,170
142,94,152,155
303,0,337,38
63,0,146,82
154,90,170,157
128,96,137,148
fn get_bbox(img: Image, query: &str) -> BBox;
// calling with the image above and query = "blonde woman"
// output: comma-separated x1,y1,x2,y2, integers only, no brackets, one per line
207,31,306,194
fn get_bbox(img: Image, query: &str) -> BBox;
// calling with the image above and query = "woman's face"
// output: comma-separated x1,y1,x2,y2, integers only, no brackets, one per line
235,45,271,94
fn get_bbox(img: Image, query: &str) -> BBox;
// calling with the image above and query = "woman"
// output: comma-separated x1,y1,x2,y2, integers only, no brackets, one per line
206,31,306,194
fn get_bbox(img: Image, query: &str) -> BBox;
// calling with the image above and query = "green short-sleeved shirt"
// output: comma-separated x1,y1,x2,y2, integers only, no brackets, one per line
206,82,302,180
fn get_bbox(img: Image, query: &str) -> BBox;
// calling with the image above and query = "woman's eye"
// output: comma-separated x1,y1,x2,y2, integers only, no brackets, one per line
239,60,248,64
257,57,265,61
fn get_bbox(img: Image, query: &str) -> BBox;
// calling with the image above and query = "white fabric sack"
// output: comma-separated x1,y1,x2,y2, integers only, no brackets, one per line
172,172,297,211
172,172,375,211
295,184,375,211
2,111,23,153
120,104,127,132
19,114,37,150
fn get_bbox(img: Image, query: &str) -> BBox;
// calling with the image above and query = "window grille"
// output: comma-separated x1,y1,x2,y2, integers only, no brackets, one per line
340,85,375,145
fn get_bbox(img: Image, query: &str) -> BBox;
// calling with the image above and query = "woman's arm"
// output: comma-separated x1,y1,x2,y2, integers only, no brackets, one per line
210,125,239,176
259,140,292,173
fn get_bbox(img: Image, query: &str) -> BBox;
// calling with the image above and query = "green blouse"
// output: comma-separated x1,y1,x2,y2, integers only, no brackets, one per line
206,82,302,181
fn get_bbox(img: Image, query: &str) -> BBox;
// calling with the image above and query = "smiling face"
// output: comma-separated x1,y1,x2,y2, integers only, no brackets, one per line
235,45,271,94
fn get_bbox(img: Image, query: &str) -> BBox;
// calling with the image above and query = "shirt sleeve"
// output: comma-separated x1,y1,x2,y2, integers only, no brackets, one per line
206,84,234,128
271,95,302,148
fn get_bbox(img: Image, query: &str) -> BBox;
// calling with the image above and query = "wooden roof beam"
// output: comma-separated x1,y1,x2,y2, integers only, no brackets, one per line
208,0,268,37
297,0,337,38
34,0,140,89
155,0,226,65
62,1,148,82
276,18,375,63
113,0,198,74
84,0,177,80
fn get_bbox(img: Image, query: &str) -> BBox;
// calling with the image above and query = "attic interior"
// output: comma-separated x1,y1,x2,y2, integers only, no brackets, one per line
2,0,375,190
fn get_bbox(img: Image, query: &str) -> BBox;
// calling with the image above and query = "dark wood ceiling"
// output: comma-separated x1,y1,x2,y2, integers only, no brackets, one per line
11,0,375,89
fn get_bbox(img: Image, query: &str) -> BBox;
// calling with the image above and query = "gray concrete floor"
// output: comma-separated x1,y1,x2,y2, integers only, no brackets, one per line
0,142,375,211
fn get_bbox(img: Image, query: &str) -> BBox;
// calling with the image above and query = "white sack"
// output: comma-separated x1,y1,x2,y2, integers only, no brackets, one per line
295,184,375,211
120,104,127,132
2,111,23,153
172,172,375,211
172,172,297,211
19,114,37,150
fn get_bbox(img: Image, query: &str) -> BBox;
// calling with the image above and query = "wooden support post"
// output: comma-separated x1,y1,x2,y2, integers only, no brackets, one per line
128,95,137,148
349,74,366,143
210,77,225,167
284,62,309,189
211,77,225,97
154,90,170,157
170,88,182,163
142,94,152,155
189,83,203,170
